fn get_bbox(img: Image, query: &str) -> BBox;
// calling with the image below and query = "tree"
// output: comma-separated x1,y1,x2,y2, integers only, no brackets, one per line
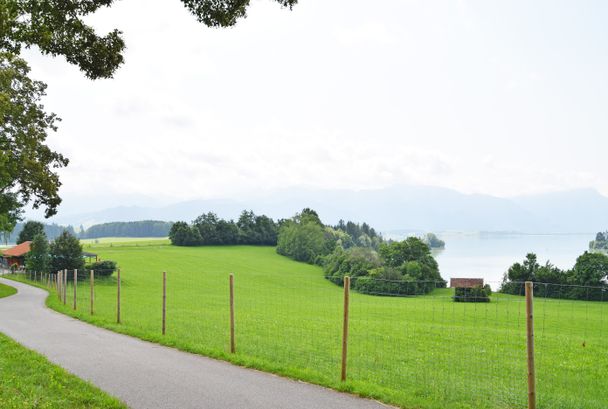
16,221,44,244
49,230,84,273
25,233,49,273
0,53,68,234
1,1,296,234
169,221,201,246
1,1,298,79
572,252,608,287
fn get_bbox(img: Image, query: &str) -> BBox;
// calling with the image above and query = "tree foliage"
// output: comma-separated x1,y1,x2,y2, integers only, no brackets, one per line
0,0,296,235
501,252,608,300
324,237,446,296
0,53,68,233
169,210,278,246
6,221,75,243
49,230,83,272
25,232,49,273
16,220,44,244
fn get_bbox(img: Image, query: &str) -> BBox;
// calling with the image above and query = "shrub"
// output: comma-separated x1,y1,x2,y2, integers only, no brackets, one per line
454,285,492,302
85,260,117,278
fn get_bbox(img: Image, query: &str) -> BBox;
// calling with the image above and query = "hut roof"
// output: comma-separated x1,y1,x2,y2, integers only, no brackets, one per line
450,278,484,288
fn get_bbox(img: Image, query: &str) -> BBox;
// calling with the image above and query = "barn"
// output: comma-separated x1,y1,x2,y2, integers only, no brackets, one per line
1,241,32,269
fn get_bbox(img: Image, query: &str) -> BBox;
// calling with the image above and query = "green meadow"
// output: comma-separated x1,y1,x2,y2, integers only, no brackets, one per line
10,244,608,409
0,283,125,409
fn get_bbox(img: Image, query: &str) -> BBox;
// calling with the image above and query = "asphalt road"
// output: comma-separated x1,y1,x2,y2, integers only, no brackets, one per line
0,278,390,409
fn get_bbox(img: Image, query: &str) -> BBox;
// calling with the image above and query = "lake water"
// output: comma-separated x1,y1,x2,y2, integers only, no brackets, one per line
432,233,593,288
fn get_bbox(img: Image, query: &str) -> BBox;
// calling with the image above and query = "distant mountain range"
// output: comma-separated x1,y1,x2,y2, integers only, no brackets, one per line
42,186,608,234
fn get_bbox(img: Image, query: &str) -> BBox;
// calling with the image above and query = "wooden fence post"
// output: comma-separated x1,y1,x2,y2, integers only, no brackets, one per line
162,271,167,335
525,281,536,409
57,272,61,298
73,269,77,310
63,269,67,305
117,268,121,324
90,270,94,315
229,273,235,354
341,276,351,382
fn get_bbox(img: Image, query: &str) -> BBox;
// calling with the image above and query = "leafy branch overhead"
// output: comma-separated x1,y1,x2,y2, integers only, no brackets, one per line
0,0,297,234
0,53,68,221
0,0,298,79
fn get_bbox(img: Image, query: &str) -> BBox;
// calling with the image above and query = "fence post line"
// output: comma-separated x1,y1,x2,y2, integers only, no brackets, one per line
341,276,351,382
229,273,235,354
525,281,536,409
90,270,94,315
73,269,77,310
162,271,167,335
117,268,121,324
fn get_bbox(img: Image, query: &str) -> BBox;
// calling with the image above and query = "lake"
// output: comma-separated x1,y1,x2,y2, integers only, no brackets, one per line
431,233,594,288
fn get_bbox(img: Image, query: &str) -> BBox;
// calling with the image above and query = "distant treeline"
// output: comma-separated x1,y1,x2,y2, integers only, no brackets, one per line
170,211,278,246
4,222,76,244
80,221,173,239
4,220,173,243
501,252,608,301
589,231,608,251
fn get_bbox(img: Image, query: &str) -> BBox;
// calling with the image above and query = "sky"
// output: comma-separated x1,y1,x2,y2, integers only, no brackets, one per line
22,0,608,214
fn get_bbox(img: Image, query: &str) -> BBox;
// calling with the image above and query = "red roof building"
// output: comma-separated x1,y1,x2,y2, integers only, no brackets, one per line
2,241,32,268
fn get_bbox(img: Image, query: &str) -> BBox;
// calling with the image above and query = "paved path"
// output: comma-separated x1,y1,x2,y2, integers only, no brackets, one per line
0,278,389,409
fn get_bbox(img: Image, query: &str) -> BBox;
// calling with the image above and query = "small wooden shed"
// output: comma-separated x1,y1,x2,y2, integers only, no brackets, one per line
450,278,484,288
450,278,490,302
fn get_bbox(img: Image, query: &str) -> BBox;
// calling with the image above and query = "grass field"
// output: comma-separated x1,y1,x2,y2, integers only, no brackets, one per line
10,244,608,409
0,283,125,409
80,237,169,247
0,282,17,298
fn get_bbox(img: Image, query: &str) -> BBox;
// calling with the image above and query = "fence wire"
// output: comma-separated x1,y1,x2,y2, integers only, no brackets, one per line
6,270,608,409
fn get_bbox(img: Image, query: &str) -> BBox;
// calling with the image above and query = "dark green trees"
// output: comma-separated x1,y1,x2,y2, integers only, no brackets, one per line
276,218,329,264
1,0,296,236
500,251,608,300
324,237,445,296
169,210,279,246
25,233,50,273
49,231,84,273
16,221,45,244
0,54,68,234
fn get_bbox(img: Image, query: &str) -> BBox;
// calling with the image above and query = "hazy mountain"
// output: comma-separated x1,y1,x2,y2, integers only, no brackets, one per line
40,185,607,234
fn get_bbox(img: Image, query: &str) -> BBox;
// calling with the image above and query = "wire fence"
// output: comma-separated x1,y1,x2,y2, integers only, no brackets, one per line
6,270,608,409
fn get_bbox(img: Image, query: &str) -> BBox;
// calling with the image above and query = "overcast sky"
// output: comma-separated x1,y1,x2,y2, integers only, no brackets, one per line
23,0,608,214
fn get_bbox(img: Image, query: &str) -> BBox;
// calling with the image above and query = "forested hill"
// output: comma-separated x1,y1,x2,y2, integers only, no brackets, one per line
80,221,173,239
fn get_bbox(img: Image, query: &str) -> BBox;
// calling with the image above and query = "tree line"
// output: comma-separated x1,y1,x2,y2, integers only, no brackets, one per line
6,221,76,244
169,211,278,246
15,222,116,278
81,221,172,239
168,207,445,296
5,220,175,244
500,252,608,300
276,209,445,295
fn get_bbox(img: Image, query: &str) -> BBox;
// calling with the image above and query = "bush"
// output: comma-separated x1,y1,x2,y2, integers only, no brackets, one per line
85,260,117,278
454,285,492,302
